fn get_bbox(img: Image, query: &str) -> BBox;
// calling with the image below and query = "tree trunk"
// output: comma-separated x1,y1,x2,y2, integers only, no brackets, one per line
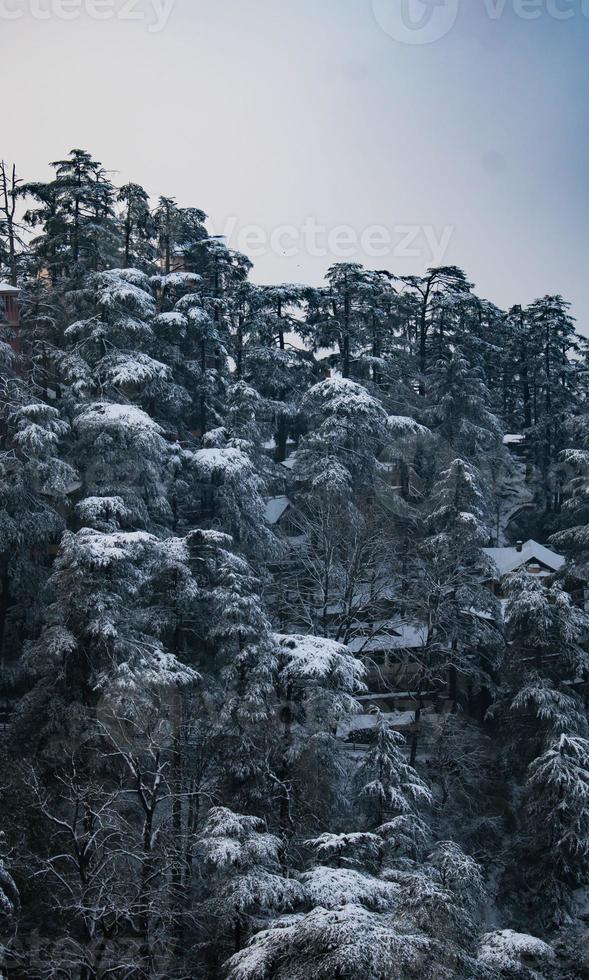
200,339,207,436
274,414,289,464
277,298,285,351
1,163,19,286
0,560,11,675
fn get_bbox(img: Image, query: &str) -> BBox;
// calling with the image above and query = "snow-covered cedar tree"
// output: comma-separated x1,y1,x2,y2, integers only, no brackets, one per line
504,570,588,679
297,377,390,500
237,283,312,462
72,401,171,527
209,549,277,728
74,494,132,532
305,831,382,869
426,458,493,544
523,295,577,479
61,269,165,401
225,904,432,980
501,675,589,769
400,265,473,380
551,437,589,574
0,847,19,927
407,457,503,710
477,930,555,977
518,734,589,923
22,528,199,735
356,712,432,856
300,865,399,914
0,399,77,668
170,532,280,807
191,445,277,562
21,149,120,280
151,271,228,435
197,807,302,961
0,340,15,376
153,196,207,280
301,263,374,379
268,633,365,832
117,181,156,270
427,348,503,460
167,235,250,436
224,380,267,452
8,401,77,498
384,844,487,973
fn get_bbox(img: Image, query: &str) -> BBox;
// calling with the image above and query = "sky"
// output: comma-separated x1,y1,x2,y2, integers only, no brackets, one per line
2,0,588,327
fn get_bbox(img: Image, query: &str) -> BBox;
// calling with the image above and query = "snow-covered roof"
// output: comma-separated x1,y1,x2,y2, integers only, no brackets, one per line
483,540,565,578
389,623,429,649
263,438,296,452
503,433,525,446
337,710,417,739
264,495,291,525
346,622,428,654
0,281,19,294
280,454,298,471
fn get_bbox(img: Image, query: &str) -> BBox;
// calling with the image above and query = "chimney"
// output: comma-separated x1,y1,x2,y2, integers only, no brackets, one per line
516,541,523,553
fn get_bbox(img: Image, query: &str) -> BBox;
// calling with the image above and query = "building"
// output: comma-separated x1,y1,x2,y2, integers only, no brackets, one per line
503,433,526,451
381,458,425,500
159,249,191,274
264,495,293,528
483,539,566,597
0,282,21,353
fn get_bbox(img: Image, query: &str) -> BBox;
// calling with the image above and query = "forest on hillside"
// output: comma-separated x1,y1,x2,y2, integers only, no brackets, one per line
2,149,589,979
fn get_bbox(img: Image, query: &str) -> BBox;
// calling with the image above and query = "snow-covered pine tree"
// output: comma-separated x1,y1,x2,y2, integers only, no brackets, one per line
0,395,77,679
22,149,119,282
356,712,432,854
297,377,390,502
270,633,365,833
518,734,589,924
400,265,473,384
117,182,156,271
197,807,302,967
405,458,502,723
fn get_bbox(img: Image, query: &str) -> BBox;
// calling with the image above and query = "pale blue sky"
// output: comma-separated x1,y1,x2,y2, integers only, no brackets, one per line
3,0,588,326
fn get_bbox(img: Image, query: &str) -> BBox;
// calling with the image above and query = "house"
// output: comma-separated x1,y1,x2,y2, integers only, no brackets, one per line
263,437,299,467
503,433,527,460
159,249,191,274
337,709,420,744
346,622,428,663
279,453,298,473
381,458,425,500
483,539,565,596
0,282,21,353
350,627,434,701
264,495,292,528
